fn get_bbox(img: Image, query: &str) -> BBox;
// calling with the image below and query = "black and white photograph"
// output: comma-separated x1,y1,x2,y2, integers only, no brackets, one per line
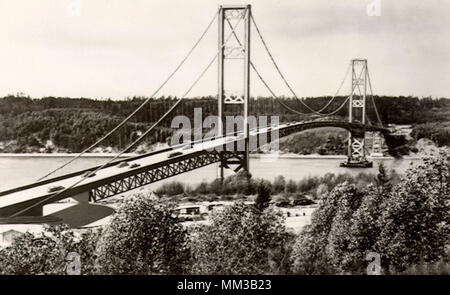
0,0,448,283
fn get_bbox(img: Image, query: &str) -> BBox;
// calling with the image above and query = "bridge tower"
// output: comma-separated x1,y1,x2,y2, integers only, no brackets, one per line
341,59,373,168
218,5,251,178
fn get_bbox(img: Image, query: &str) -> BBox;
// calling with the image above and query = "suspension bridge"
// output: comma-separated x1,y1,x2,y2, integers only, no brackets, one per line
0,5,390,224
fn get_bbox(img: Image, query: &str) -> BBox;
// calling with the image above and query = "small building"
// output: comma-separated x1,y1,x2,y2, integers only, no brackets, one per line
175,205,201,216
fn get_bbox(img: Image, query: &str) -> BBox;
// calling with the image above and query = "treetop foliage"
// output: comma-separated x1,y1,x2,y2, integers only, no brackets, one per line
292,149,450,274
0,151,448,275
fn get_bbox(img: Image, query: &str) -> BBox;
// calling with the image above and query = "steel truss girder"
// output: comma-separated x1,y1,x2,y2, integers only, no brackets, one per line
89,150,240,202
352,99,364,107
220,151,247,173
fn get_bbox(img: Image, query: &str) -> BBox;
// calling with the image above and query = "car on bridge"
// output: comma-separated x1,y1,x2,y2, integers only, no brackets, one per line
82,171,96,178
168,151,183,158
47,185,65,193
117,162,129,168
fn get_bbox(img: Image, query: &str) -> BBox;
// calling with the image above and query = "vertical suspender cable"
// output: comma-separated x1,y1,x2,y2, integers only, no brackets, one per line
38,9,220,181
12,9,247,218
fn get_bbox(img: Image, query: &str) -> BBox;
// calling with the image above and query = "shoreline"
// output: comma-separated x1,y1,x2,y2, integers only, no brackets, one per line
0,152,422,160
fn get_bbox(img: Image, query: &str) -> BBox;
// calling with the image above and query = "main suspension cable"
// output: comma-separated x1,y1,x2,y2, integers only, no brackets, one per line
224,18,310,115
313,62,351,113
366,66,383,126
226,18,349,117
12,9,246,218
250,13,315,113
250,13,350,116
37,9,220,182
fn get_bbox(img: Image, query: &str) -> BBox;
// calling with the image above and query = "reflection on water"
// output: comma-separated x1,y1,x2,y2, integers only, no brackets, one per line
0,155,420,192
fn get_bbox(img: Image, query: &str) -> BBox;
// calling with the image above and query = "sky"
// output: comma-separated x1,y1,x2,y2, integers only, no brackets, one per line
0,0,448,99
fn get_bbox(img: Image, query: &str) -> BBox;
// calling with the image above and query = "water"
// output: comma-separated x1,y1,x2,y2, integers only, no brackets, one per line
0,155,420,192
0,155,421,231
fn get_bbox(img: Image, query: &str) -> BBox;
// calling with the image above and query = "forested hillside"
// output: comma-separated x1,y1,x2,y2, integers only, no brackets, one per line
0,95,448,153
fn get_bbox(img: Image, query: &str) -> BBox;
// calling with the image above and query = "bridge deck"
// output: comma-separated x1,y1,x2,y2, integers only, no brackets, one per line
0,121,389,217
0,133,239,211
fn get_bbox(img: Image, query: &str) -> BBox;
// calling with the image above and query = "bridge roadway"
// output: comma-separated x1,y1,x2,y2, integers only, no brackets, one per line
0,120,389,219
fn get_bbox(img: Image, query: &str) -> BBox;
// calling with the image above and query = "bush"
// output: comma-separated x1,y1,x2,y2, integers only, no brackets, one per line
285,179,298,194
0,225,100,275
254,180,272,212
376,151,450,272
292,150,450,274
194,181,209,195
395,245,450,274
189,202,290,274
411,122,450,147
273,175,286,193
207,178,224,195
297,176,319,193
154,181,186,196
95,194,190,274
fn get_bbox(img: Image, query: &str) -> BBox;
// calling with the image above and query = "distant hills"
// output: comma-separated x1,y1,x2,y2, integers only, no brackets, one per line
0,95,448,153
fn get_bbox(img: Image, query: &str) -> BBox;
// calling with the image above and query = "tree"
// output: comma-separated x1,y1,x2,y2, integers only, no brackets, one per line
376,151,450,272
315,183,329,199
189,202,289,274
95,194,190,274
0,225,99,275
273,175,286,193
375,163,390,188
285,179,298,194
292,150,450,274
254,180,272,212
292,182,365,274
292,230,333,274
